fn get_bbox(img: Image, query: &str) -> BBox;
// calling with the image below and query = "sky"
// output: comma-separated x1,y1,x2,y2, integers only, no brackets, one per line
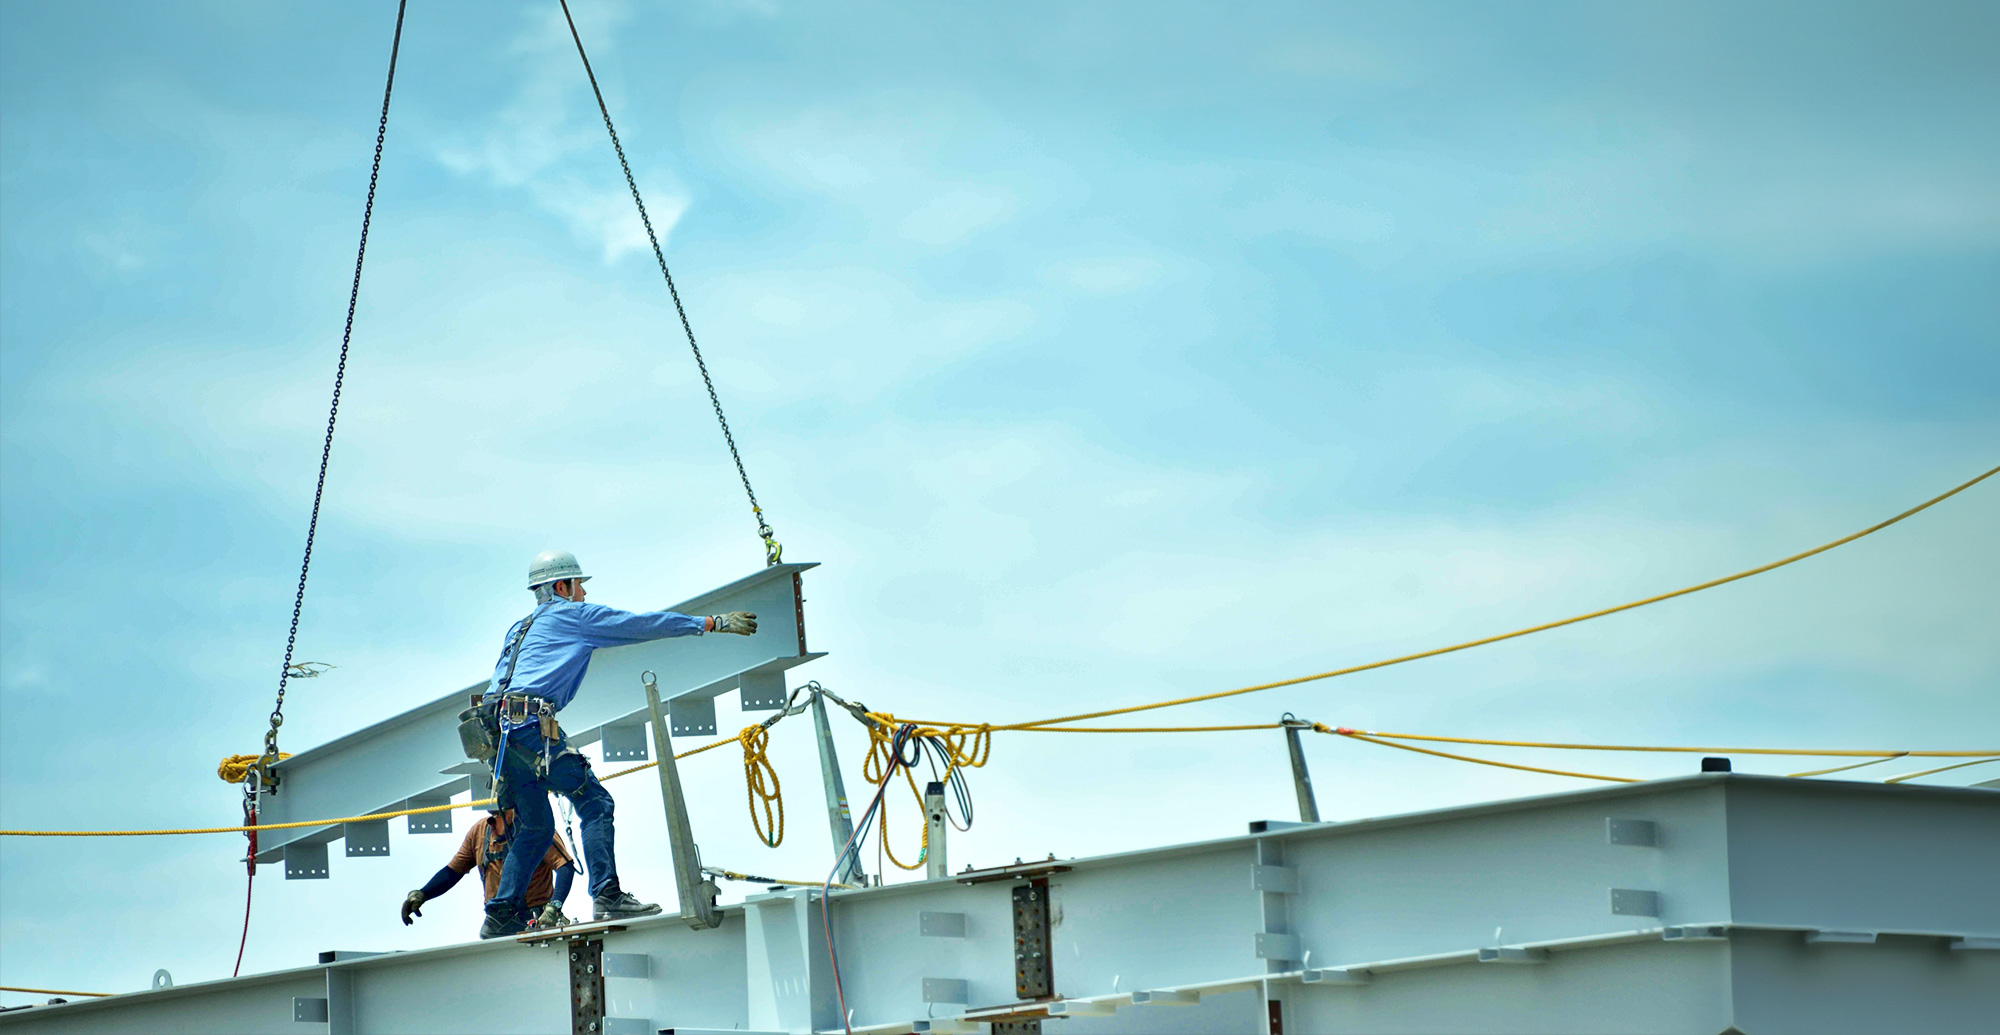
2,0,1996,1002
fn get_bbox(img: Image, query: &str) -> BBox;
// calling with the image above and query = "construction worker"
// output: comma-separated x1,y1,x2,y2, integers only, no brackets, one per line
478,549,758,939
400,809,576,933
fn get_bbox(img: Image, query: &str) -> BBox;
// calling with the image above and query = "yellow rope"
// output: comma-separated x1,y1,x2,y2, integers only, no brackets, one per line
216,753,289,783
956,463,1999,731
6,731,739,838
1341,730,1997,758
740,724,784,848
0,985,111,998
1787,754,1906,778
1016,723,1285,733
1883,757,2000,784
1328,728,1640,783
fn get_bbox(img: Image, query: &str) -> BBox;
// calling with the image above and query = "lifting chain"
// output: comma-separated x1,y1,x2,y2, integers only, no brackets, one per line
558,0,781,567
256,0,408,790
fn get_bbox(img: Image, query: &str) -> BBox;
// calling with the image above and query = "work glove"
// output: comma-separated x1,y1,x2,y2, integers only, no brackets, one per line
400,890,426,926
533,901,572,929
712,611,758,636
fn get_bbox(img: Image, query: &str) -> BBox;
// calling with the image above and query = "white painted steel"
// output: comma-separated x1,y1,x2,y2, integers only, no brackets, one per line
6,776,1996,1034
250,564,822,864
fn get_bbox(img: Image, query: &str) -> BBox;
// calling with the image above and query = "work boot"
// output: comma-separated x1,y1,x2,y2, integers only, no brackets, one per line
479,908,529,940
592,886,662,921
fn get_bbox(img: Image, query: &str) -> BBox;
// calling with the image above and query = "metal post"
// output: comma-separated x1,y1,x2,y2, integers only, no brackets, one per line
811,689,866,886
1282,715,1320,823
642,671,721,929
924,781,948,881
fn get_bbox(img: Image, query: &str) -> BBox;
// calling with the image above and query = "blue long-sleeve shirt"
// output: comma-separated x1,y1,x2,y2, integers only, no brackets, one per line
490,598,706,721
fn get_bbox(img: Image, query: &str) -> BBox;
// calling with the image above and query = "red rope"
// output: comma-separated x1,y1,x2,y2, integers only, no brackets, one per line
233,803,256,977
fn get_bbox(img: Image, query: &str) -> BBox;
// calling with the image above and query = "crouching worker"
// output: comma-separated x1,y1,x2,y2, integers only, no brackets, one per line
477,549,758,939
400,809,576,933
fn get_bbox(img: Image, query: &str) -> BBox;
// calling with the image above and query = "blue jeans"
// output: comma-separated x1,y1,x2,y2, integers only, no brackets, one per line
486,724,618,920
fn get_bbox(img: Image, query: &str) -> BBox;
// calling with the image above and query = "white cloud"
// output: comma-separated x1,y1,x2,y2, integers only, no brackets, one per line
431,1,688,263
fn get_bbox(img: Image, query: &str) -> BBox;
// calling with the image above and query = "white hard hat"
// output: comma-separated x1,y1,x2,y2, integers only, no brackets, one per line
527,549,590,590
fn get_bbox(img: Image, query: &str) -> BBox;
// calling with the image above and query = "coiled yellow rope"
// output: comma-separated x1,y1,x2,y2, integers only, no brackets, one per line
740,724,784,848
216,753,289,783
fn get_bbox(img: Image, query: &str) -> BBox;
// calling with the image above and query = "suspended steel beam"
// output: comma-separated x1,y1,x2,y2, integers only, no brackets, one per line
251,563,823,868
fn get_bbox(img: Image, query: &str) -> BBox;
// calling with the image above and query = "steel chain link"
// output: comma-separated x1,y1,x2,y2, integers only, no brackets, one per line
558,0,780,566
259,0,409,785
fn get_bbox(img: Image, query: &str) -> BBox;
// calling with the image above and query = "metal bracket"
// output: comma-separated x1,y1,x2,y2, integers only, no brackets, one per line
1014,879,1055,1000
738,670,787,711
922,978,970,1005
406,795,452,834
285,842,329,880
1606,818,1658,846
1611,888,1662,917
921,911,968,937
344,819,389,857
668,695,717,737
569,937,605,1035
599,723,648,762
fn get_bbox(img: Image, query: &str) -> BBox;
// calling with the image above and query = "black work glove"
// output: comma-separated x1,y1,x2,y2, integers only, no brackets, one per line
400,890,425,926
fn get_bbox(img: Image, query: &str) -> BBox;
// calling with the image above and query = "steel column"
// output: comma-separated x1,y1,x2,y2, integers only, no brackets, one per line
643,673,721,929
925,782,949,881
1281,716,1320,823
811,689,865,886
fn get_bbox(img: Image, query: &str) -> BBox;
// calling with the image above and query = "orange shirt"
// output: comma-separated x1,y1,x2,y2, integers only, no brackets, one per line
446,812,574,908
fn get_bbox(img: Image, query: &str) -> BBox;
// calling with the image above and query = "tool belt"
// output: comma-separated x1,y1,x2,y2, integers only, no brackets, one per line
458,692,561,765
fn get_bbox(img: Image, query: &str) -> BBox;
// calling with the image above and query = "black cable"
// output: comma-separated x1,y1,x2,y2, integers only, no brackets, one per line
555,0,780,565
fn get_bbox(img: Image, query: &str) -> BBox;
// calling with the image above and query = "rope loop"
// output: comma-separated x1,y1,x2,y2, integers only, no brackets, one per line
738,723,784,848
217,753,290,784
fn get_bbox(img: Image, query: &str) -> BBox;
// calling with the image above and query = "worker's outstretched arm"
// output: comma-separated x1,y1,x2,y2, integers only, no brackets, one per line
401,866,466,925
568,602,712,647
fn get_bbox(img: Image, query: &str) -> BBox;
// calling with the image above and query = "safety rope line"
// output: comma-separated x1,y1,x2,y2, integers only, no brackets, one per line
1884,757,2000,784
703,866,853,889
12,730,735,838
1325,727,1640,783
556,0,779,566
0,985,111,998
894,463,1994,732
1328,730,1997,758
1787,754,1906,778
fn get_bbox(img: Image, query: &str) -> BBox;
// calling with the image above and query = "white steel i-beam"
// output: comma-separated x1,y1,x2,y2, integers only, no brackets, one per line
11,777,1997,1035
249,563,823,871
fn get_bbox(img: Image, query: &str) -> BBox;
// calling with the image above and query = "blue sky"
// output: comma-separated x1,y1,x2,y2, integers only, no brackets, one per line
3,0,1996,1001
